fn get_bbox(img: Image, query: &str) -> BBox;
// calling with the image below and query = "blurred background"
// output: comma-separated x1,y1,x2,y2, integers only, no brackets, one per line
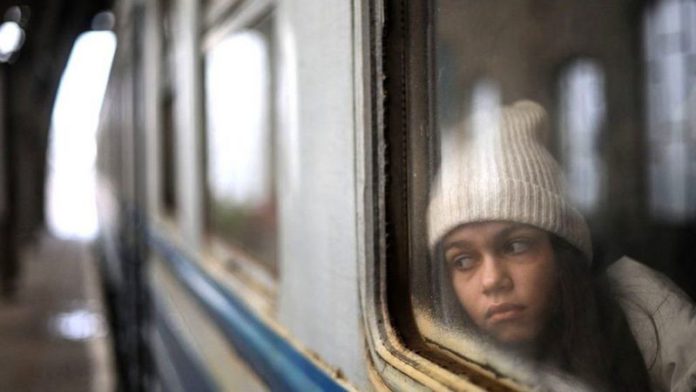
0,1,116,391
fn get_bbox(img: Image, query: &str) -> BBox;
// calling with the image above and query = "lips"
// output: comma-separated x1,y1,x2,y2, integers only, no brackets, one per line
485,303,526,322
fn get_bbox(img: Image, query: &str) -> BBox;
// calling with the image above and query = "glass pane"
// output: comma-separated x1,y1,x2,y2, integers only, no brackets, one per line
419,0,696,390
204,17,276,270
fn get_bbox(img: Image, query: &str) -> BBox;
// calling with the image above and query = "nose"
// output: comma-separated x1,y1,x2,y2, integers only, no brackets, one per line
480,255,512,295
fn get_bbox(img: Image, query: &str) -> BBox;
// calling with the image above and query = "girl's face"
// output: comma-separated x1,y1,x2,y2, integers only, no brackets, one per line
442,221,558,346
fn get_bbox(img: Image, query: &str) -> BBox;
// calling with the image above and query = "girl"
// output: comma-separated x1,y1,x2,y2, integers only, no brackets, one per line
427,101,696,391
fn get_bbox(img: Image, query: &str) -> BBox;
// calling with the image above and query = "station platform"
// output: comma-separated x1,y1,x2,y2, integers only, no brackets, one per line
0,232,115,392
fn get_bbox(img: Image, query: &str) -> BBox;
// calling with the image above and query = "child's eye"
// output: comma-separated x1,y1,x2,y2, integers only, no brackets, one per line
506,240,530,254
450,255,475,270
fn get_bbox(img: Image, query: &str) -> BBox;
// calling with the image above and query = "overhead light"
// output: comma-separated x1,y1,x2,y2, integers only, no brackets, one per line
0,20,24,62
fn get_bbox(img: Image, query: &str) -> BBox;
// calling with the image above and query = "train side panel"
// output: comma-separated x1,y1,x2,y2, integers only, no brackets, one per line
276,0,369,389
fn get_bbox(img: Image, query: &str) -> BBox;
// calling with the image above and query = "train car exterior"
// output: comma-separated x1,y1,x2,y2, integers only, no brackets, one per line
96,0,696,391
98,0,380,390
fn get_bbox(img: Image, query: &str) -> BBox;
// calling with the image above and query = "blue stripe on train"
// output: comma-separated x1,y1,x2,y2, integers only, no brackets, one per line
149,232,347,392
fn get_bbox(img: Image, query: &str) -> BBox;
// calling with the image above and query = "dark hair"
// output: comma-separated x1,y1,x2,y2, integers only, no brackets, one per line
546,235,652,392
437,232,653,391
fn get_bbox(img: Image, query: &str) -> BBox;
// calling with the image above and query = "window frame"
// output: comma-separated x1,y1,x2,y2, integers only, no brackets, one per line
360,0,525,390
198,0,279,309
366,0,696,389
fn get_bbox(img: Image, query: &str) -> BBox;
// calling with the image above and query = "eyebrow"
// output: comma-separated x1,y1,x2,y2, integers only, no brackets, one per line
442,223,534,253
494,223,532,240
442,239,472,254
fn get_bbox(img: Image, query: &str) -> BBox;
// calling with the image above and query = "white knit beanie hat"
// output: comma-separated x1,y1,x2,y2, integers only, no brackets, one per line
427,100,593,262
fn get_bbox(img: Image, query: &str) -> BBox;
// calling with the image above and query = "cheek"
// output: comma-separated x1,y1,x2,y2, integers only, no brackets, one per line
451,274,484,321
515,258,558,314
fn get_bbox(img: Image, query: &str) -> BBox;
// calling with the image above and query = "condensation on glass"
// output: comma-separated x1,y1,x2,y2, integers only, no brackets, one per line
203,15,277,271
413,0,696,389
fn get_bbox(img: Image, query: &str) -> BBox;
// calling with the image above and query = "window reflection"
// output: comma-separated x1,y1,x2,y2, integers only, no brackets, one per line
204,18,276,269
644,0,696,222
558,60,606,214
469,79,502,139
440,79,502,192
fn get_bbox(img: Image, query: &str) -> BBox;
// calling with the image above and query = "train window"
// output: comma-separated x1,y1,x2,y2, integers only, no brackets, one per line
396,0,696,390
203,13,277,271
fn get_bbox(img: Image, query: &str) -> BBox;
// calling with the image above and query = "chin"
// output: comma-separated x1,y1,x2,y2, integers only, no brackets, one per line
491,328,536,347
